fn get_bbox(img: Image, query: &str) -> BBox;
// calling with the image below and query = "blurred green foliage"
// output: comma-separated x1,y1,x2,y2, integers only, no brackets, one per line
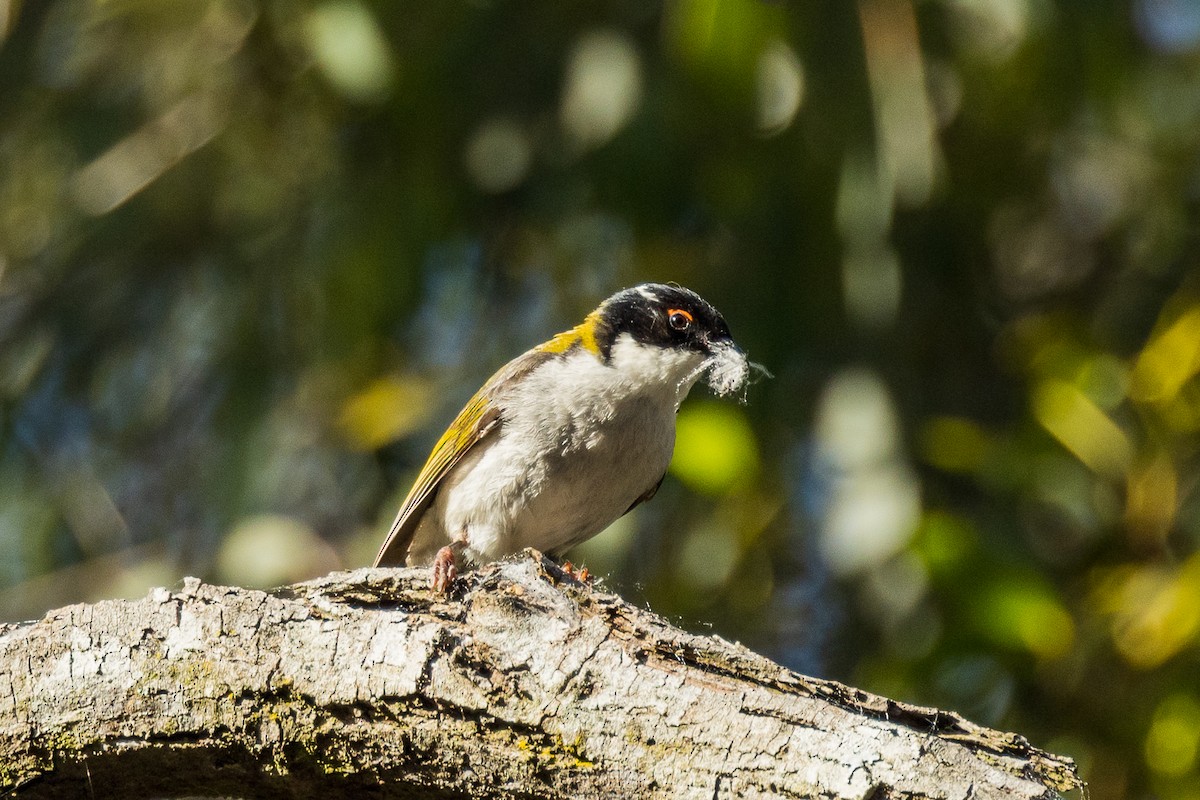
2,0,1200,796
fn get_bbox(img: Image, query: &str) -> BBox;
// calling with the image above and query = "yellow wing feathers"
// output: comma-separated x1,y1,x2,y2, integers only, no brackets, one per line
372,389,500,566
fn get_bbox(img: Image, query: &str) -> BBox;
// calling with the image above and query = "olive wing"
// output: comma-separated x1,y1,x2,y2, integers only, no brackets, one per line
371,349,553,567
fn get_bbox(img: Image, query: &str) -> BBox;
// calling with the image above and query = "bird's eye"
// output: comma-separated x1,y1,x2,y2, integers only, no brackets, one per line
668,308,693,331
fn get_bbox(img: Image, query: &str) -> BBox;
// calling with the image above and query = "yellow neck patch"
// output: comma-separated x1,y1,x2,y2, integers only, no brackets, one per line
537,310,604,357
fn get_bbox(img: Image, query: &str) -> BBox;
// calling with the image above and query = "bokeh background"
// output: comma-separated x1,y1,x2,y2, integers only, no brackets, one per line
3,0,1200,796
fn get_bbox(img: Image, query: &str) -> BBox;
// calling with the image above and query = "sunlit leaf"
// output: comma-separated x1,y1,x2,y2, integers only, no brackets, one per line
912,510,976,575
1094,555,1200,669
1032,379,1133,478
304,0,395,103
670,401,758,495
1131,304,1200,406
1146,693,1200,778
338,376,437,450
974,577,1075,660
664,0,782,100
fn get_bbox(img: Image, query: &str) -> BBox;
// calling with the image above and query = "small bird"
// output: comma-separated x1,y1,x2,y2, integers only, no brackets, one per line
373,283,752,591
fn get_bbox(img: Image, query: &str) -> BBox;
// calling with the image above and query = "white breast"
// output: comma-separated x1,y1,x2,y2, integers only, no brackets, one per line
406,334,707,566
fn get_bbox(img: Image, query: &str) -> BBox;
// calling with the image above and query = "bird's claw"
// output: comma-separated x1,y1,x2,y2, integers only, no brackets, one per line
562,560,591,584
431,546,458,593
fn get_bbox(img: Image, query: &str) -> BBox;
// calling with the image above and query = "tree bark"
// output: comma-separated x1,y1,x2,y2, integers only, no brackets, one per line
1,551,1080,799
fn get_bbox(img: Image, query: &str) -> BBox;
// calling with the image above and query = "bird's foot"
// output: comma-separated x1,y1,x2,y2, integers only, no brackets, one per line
561,560,591,584
431,546,458,593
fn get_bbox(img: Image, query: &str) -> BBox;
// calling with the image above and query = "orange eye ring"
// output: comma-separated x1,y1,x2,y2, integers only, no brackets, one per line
667,308,693,331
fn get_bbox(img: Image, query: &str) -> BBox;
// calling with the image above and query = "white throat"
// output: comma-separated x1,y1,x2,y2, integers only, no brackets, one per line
606,333,708,410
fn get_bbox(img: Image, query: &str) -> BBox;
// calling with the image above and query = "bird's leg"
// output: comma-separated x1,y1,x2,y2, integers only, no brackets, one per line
431,540,465,593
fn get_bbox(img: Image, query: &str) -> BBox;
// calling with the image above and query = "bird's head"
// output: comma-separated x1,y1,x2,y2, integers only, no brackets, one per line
587,283,751,398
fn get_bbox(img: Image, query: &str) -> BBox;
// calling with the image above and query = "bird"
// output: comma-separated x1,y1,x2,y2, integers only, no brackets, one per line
372,282,751,592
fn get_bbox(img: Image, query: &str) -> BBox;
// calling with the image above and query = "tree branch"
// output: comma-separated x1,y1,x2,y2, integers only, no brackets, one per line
1,552,1081,799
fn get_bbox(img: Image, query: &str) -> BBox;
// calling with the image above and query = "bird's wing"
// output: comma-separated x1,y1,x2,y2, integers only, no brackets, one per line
622,472,665,517
372,349,555,567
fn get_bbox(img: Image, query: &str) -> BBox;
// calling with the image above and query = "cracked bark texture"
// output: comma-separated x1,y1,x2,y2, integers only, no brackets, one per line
0,552,1081,799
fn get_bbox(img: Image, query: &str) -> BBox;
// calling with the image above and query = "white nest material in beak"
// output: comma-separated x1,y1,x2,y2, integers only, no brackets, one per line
704,341,751,397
